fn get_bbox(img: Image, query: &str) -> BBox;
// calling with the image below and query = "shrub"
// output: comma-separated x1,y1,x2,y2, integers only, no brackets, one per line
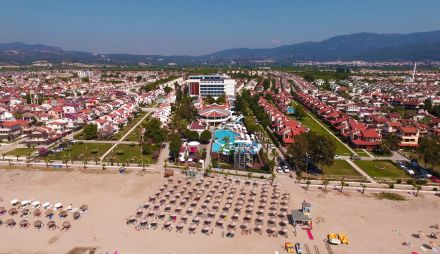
116,150,124,155
396,179,402,184
416,179,427,185
406,179,414,185
90,149,98,154
389,183,394,189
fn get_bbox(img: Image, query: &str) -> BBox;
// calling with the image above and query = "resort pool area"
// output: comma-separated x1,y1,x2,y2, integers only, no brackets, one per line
212,129,239,153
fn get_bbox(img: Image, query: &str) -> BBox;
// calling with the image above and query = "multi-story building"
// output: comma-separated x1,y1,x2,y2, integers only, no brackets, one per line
397,126,419,147
187,74,236,97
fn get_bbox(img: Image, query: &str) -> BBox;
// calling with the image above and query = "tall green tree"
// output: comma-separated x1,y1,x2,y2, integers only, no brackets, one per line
84,123,98,140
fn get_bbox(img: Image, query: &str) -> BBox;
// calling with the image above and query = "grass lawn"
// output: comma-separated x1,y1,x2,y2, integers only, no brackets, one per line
109,112,148,141
45,143,113,162
124,116,151,142
354,149,371,157
322,160,361,176
354,160,405,179
298,115,352,156
5,148,36,157
374,192,407,201
103,144,156,165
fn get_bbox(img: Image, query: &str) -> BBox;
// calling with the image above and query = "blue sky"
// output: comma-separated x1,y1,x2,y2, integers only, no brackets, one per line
1,0,439,55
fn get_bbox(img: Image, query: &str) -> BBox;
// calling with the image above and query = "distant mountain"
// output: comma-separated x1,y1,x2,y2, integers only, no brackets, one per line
1,30,440,66
208,30,440,62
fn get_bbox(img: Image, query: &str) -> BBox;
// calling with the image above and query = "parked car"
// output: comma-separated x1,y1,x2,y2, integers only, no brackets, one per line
429,176,440,183
334,155,341,159
283,165,290,173
405,168,415,175
277,167,283,173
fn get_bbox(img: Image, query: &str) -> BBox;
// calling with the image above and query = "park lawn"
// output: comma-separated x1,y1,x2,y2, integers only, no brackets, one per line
124,116,151,142
298,114,352,156
109,112,148,141
354,160,404,179
322,160,361,176
46,143,113,162
103,144,156,165
354,149,371,157
5,148,36,157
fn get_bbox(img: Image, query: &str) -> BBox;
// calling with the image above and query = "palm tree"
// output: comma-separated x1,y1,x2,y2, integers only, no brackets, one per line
340,177,346,192
361,184,367,194
270,172,276,186
271,148,278,160
414,184,422,197
322,179,330,191
83,159,88,169
247,172,253,179
306,180,311,190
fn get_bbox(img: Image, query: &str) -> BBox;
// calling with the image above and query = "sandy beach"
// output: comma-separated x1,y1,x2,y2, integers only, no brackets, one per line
0,168,439,254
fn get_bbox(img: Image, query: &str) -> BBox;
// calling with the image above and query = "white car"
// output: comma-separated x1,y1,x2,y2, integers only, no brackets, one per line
277,167,283,173
283,166,290,173
405,169,415,175
334,155,341,159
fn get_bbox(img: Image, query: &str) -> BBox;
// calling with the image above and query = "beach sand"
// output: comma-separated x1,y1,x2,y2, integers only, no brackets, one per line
0,168,439,254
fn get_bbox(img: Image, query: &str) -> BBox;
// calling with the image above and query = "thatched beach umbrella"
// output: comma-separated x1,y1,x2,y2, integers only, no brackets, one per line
204,218,212,225
20,208,30,217
73,212,81,220
244,214,252,221
33,209,41,217
267,227,276,233
80,205,88,212
158,211,165,218
47,220,56,229
19,220,29,228
228,222,236,229
232,213,239,220
256,216,264,222
62,221,71,230
280,219,288,226
254,224,262,231
59,210,68,219
8,208,18,216
164,221,171,227
192,217,201,223
257,209,264,215
33,220,42,228
216,219,225,226
240,222,249,229
6,218,16,227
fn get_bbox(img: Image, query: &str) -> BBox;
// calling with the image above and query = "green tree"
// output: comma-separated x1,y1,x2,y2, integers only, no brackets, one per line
294,104,306,120
308,132,336,171
361,183,367,194
169,134,182,161
200,130,212,144
143,118,168,144
322,179,330,191
84,123,98,140
377,133,400,155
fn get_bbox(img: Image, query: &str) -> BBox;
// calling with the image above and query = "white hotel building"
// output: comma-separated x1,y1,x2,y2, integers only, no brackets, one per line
186,74,236,97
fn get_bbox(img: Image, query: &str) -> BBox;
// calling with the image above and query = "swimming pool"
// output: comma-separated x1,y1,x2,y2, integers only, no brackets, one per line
212,129,239,153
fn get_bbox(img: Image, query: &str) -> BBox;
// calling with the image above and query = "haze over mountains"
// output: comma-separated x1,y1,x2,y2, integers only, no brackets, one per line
1,30,440,66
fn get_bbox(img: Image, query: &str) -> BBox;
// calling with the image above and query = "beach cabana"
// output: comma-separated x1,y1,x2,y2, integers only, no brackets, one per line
33,220,43,229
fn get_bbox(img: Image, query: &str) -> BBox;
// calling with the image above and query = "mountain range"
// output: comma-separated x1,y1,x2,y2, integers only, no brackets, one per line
1,30,440,66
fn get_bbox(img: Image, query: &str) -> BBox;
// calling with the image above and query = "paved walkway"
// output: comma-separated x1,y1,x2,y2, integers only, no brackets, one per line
345,158,377,183
99,111,153,161
291,99,358,156
76,140,137,145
